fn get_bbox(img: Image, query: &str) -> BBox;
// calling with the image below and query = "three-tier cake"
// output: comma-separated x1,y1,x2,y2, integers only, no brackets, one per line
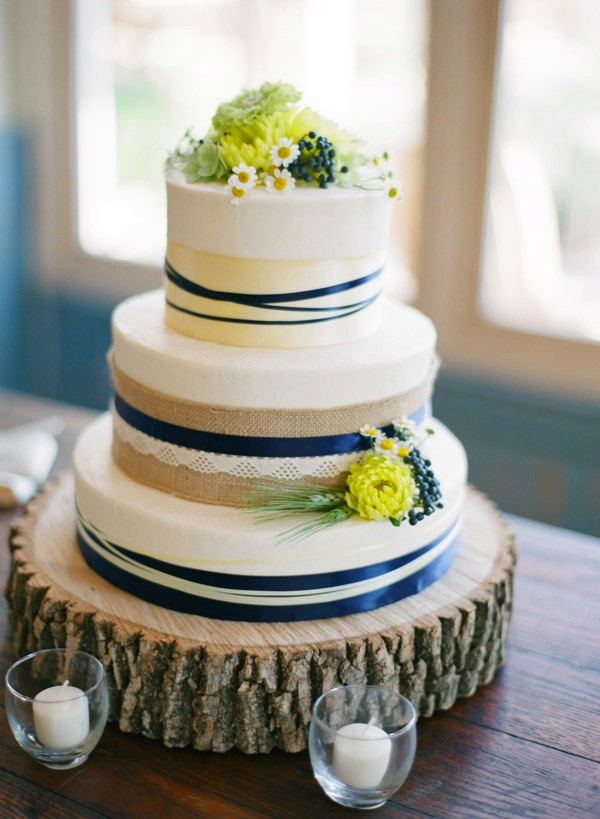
73,82,467,622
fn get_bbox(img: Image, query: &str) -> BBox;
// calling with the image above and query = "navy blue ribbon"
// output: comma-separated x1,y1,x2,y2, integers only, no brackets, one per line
113,393,426,457
165,296,380,326
78,510,456,592
165,259,382,326
166,259,382,309
76,515,459,622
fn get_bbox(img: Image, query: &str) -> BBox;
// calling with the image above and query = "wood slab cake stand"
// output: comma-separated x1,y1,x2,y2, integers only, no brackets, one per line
6,474,515,755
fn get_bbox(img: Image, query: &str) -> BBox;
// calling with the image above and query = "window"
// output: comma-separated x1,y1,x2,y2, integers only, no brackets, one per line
417,0,599,403
481,0,600,344
71,0,429,301
13,0,600,400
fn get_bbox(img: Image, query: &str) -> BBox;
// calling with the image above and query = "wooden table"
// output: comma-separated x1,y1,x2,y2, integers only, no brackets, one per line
1,390,599,818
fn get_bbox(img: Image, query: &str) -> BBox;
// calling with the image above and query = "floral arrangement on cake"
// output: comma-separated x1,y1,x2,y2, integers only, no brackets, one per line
247,418,442,542
167,81,402,205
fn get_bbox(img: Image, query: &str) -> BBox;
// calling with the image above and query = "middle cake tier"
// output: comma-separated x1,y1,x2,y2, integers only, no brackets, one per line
111,290,438,506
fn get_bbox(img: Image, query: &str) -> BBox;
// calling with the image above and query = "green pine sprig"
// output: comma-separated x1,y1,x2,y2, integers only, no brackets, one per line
244,479,353,542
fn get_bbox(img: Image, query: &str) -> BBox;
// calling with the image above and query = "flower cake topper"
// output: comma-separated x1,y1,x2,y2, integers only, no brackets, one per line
246,418,443,542
167,81,403,204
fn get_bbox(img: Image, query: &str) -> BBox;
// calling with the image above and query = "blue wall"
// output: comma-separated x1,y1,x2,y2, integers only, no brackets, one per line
22,288,116,409
0,128,117,406
1,130,598,536
0,128,27,390
434,371,599,536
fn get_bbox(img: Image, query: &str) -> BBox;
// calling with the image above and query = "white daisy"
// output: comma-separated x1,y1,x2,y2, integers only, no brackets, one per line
373,435,398,457
392,416,417,438
386,180,404,201
227,183,250,206
359,424,381,438
270,137,299,168
229,163,257,191
395,441,412,458
264,168,296,193
367,149,392,168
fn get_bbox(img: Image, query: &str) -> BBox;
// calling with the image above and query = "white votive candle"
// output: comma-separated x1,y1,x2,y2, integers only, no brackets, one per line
33,680,89,749
333,722,392,789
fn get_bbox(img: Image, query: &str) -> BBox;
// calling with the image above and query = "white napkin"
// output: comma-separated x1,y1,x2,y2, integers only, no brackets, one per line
0,422,61,508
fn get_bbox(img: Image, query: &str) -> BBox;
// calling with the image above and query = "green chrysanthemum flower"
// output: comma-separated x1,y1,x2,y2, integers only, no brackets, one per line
212,82,302,132
345,453,416,522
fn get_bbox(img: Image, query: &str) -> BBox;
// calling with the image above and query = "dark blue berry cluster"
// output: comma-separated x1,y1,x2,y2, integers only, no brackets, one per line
404,449,443,525
288,131,348,188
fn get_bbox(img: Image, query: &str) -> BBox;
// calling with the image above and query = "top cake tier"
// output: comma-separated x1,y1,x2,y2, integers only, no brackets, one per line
165,174,393,349
164,81,401,350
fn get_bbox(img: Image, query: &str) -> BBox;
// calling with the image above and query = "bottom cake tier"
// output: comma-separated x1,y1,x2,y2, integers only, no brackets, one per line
8,475,514,752
73,414,467,622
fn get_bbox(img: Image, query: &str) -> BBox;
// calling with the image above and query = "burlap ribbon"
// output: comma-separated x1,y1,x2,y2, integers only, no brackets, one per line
109,352,438,506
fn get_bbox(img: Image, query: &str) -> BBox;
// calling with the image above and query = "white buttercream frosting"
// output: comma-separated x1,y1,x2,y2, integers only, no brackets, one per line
164,241,385,348
165,172,393,347
112,290,437,408
167,171,392,260
75,414,467,576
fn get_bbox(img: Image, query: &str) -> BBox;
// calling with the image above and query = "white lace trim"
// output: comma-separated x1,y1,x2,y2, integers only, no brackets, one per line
112,410,361,480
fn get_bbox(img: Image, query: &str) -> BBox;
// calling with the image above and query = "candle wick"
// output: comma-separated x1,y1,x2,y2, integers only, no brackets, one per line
60,680,70,698
361,716,377,736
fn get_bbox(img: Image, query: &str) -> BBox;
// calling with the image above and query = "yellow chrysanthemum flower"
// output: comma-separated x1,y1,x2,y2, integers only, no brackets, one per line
215,111,296,173
216,106,361,175
168,85,371,185
345,453,416,522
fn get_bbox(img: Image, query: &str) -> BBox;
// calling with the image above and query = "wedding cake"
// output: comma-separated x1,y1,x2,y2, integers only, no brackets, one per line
73,83,467,622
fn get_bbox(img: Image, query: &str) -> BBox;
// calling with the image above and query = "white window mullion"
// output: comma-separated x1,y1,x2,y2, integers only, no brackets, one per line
74,0,118,260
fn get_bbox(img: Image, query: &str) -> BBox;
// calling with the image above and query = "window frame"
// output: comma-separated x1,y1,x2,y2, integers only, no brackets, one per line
18,0,600,401
15,0,160,302
416,0,599,403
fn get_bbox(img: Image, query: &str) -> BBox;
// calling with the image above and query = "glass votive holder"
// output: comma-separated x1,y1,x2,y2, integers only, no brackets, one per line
5,648,109,769
309,684,417,810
